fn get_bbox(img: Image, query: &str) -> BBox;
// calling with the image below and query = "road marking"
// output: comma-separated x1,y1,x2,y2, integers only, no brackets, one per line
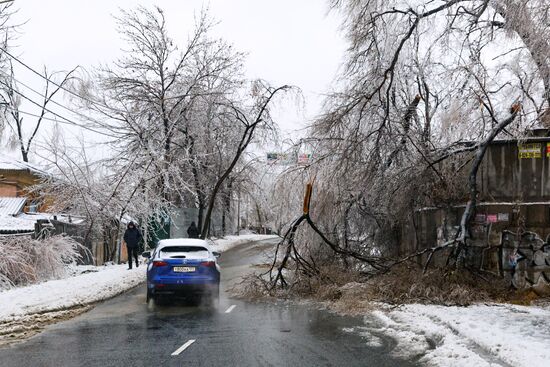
171,339,196,356
225,305,236,313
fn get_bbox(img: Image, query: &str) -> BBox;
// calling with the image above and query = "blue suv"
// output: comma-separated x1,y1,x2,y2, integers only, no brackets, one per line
142,239,221,304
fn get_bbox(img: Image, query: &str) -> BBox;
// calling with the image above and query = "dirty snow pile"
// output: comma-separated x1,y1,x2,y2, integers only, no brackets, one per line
0,264,145,324
349,303,550,367
211,233,279,252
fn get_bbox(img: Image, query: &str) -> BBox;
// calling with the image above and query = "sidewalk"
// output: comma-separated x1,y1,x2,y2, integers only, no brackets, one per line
346,303,550,367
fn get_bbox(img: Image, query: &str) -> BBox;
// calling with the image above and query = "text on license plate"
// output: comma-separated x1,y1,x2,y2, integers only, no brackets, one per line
173,266,196,273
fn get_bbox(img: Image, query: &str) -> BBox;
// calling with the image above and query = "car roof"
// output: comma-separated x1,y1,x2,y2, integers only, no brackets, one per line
157,238,211,251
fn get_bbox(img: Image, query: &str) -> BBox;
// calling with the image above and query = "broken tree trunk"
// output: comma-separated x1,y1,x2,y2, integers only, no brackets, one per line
409,104,521,271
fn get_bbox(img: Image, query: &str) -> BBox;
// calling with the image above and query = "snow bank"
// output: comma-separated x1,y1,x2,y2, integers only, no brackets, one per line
0,265,144,323
210,234,280,252
355,303,550,367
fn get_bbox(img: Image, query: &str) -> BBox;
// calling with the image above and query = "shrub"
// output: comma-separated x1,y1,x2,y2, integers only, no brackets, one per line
0,235,88,290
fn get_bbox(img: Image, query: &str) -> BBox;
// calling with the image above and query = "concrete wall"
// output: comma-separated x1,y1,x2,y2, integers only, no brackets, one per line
401,137,550,293
404,204,550,294
479,138,550,201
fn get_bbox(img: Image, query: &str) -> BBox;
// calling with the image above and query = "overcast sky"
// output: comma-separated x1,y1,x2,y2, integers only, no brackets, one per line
7,0,345,158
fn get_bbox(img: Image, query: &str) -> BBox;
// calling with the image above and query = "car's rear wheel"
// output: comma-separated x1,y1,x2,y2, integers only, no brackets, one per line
147,288,162,306
211,284,220,306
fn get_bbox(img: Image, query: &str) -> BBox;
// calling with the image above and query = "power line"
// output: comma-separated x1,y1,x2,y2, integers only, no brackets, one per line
13,108,116,138
0,45,125,113
0,68,130,135
0,66,139,138
1,80,182,152
0,48,199,148
1,86,118,138
0,46,207,109
0,53,176,139
0,68,88,119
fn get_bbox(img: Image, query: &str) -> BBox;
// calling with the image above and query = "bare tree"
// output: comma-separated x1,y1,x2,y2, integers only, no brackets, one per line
0,1,17,135
72,6,241,217
70,6,289,240
1,63,77,162
200,82,290,238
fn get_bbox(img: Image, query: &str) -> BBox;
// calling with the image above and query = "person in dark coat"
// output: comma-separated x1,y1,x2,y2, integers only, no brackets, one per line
123,221,142,269
187,222,199,239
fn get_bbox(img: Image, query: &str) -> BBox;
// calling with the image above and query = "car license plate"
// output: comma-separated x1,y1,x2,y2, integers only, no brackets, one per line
173,266,195,273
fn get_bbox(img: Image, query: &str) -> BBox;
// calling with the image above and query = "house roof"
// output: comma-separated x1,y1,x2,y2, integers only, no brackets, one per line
19,212,85,225
0,214,35,233
0,157,49,176
0,197,27,216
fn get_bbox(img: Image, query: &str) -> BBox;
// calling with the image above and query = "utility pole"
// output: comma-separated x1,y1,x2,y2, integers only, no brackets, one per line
237,186,240,235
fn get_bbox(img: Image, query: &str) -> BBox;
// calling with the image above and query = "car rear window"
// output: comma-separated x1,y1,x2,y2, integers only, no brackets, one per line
160,246,208,253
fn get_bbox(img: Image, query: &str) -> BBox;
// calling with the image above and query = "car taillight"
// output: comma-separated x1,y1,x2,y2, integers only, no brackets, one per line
200,261,216,267
153,260,168,267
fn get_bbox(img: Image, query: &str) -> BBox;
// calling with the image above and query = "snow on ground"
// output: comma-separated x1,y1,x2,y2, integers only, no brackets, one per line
0,265,144,323
351,303,550,367
210,233,280,252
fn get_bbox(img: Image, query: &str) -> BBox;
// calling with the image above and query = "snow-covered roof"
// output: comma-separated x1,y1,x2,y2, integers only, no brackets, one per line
0,197,27,216
0,214,36,233
0,157,49,176
19,212,86,225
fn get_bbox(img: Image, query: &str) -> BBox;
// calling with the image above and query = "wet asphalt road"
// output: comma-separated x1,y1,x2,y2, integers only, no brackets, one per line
0,239,417,367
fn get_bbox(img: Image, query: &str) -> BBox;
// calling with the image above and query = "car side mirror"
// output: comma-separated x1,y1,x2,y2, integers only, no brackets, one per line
212,251,221,258
141,251,151,258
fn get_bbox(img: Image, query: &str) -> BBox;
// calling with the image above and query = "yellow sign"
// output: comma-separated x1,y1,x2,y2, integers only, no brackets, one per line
518,143,541,159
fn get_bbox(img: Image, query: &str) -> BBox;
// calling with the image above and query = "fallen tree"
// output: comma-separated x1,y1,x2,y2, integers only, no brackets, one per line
262,102,520,294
